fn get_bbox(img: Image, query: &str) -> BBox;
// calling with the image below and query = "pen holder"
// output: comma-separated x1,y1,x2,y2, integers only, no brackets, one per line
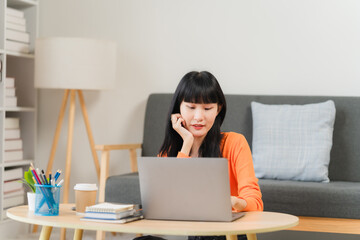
34,184,61,216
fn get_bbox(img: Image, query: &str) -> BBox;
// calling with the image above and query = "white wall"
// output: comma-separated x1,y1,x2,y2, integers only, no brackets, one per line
33,1,360,239
38,0,360,211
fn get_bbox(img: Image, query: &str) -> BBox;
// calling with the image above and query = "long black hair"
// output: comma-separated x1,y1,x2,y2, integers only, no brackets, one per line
159,71,227,157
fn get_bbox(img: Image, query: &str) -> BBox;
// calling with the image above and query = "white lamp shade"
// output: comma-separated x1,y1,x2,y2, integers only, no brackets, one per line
35,37,117,90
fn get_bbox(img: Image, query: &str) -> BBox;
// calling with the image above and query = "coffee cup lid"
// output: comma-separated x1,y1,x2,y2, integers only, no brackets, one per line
74,183,98,191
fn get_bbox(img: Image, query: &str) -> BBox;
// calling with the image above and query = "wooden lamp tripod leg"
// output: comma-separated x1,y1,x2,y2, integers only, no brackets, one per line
77,90,100,180
63,89,76,203
46,89,70,175
60,89,77,240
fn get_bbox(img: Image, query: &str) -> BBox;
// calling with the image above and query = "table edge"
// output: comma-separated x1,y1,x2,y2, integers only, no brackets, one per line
6,205,299,236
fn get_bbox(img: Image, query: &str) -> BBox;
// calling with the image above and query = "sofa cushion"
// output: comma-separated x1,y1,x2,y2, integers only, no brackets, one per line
251,100,336,182
259,179,360,219
105,172,141,205
105,174,360,219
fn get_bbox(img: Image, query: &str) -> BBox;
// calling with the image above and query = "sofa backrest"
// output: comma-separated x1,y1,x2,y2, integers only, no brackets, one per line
142,93,360,182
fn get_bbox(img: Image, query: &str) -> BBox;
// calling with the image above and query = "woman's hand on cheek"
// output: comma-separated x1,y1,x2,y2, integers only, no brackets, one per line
171,114,194,155
171,114,193,140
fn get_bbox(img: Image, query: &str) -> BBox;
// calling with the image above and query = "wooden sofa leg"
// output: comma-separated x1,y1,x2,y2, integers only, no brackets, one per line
129,148,138,172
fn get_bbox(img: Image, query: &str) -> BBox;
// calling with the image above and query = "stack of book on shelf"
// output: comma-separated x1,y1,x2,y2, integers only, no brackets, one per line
81,202,143,223
4,117,23,163
3,167,25,210
5,7,30,53
5,77,18,107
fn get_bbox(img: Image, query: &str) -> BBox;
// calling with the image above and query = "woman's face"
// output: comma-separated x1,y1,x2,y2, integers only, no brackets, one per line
179,101,220,139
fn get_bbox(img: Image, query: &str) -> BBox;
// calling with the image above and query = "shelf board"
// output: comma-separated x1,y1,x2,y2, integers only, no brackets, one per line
3,159,33,168
6,51,35,59
0,107,36,112
7,0,38,8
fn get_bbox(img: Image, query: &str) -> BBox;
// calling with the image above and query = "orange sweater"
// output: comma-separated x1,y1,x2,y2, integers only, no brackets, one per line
177,132,263,212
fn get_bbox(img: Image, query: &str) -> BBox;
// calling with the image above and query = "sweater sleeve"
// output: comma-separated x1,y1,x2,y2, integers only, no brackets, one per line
158,152,190,158
223,132,264,212
177,152,191,158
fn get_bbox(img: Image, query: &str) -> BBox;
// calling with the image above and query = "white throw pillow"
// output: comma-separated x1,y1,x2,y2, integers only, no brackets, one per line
251,100,336,182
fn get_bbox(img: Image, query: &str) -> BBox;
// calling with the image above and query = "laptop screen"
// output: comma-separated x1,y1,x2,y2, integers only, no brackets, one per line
138,157,235,222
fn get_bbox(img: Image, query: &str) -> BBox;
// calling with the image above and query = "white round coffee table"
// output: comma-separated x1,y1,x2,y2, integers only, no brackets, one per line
7,204,298,240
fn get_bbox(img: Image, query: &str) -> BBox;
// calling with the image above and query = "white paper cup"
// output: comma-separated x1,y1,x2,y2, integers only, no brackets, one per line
74,183,98,214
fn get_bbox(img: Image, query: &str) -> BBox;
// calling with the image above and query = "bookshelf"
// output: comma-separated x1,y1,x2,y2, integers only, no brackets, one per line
0,0,38,221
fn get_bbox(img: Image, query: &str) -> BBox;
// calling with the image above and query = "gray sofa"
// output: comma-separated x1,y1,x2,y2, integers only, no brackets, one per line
104,94,360,222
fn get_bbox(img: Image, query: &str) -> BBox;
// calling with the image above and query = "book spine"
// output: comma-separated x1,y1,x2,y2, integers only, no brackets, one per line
5,77,15,88
4,167,23,181
5,40,29,53
5,117,20,129
6,15,26,26
3,180,23,193
5,87,16,97
6,7,24,18
5,96,17,107
3,195,25,209
6,29,30,43
6,22,26,32
81,215,143,223
4,139,23,151
85,203,135,213
5,129,21,140
4,188,25,198
4,150,24,162
84,209,137,219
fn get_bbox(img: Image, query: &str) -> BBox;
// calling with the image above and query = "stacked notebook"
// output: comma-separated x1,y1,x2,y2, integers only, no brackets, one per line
5,78,18,108
3,167,24,210
5,7,30,53
4,117,23,163
81,202,143,223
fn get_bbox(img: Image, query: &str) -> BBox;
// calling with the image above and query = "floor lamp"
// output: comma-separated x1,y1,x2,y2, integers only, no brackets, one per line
34,37,117,239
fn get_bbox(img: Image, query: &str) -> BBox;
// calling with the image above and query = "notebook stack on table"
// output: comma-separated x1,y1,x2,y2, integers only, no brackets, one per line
81,202,143,223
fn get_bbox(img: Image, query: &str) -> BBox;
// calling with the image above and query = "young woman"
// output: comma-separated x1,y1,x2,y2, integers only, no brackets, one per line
159,71,263,240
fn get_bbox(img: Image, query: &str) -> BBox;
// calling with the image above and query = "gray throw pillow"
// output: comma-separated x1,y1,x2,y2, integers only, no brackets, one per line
251,100,336,182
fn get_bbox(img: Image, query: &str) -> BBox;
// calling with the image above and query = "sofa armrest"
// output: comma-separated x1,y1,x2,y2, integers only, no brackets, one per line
95,143,142,151
95,143,142,202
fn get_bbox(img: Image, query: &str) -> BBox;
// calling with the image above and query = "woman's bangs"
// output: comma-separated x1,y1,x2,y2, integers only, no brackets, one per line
182,84,218,104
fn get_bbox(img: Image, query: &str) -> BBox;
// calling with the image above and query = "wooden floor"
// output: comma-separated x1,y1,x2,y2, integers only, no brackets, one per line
289,216,360,235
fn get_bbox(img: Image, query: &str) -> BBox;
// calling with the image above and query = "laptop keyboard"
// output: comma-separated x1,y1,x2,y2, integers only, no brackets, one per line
232,212,245,221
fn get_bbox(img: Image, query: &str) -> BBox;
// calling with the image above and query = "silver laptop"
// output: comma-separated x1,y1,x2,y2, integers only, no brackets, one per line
138,157,245,222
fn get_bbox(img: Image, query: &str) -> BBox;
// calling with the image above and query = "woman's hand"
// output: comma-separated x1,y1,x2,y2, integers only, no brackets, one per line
171,113,194,155
171,114,192,139
231,196,247,212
